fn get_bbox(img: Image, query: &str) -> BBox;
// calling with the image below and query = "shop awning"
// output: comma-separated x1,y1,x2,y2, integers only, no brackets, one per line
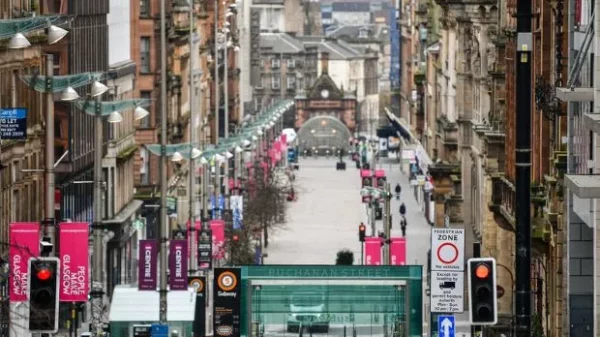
109,285,196,322
384,108,412,142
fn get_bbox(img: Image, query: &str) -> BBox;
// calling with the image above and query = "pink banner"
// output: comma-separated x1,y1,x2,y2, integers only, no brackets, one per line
360,169,372,178
9,223,40,302
375,169,386,178
364,237,382,265
210,220,225,259
59,222,90,302
187,220,201,267
281,134,287,144
390,238,407,266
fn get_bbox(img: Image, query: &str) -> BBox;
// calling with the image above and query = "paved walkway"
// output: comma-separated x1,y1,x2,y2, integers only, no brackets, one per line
265,155,432,267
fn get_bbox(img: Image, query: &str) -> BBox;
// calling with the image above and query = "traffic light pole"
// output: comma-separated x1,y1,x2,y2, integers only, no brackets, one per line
514,0,532,335
384,183,392,265
43,54,56,253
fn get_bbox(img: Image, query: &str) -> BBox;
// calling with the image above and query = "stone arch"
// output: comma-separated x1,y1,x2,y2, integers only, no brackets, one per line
296,116,353,152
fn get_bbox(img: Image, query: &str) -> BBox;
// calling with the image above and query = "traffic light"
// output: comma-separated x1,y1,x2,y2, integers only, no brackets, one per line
28,257,60,333
358,224,366,242
467,257,498,325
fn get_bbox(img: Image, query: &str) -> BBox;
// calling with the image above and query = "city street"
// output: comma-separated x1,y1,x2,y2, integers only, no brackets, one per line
265,155,431,267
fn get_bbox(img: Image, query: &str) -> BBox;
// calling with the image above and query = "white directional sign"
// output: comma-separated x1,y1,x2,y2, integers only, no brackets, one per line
431,228,465,271
438,316,455,337
430,271,464,313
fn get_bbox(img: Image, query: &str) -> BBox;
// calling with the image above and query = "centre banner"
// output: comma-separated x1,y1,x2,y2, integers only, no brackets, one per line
59,222,90,302
138,239,158,290
390,237,407,266
9,223,40,302
364,237,382,266
210,220,225,260
169,240,188,290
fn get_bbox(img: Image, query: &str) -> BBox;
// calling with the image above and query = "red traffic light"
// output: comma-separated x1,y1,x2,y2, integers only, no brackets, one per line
232,234,239,241
36,268,53,281
475,264,490,279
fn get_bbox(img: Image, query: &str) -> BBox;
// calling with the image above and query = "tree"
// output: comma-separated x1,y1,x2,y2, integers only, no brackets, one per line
239,158,291,254
336,249,354,265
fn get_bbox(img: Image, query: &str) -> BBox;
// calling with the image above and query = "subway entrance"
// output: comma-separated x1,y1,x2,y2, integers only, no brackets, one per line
239,266,423,337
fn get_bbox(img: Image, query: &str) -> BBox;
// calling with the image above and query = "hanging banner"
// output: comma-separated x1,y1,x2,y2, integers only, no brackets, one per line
198,227,213,269
138,239,158,290
214,268,242,337
169,240,188,290
189,276,207,337
59,222,89,302
187,220,201,268
230,195,244,230
390,237,407,266
210,220,225,260
364,237,382,266
9,223,40,302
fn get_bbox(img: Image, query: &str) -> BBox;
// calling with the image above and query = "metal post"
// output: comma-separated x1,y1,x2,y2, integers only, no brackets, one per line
384,183,391,265
91,97,105,337
44,54,56,251
189,1,198,275
280,51,285,100
159,0,169,323
224,28,230,199
370,200,376,237
214,0,221,216
514,0,532,334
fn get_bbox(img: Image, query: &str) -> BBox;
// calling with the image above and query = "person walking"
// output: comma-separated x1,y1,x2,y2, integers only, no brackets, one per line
394,183,401,199
400,218,407,237
399,202,406,216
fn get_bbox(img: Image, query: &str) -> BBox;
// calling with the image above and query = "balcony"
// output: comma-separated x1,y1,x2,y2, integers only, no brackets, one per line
489,175,515,230
436,115,458,145
172,11,192,35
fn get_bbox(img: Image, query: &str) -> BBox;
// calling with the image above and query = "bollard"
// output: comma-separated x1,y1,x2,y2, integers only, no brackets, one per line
353,325,357,337
299,324,303,337
344,326,347,337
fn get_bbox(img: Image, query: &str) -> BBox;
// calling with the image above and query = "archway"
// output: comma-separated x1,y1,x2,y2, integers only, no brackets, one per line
296,116,353,153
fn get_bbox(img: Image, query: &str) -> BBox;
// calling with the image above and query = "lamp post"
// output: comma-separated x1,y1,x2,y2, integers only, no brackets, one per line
160,0,169,323
70,98,150,337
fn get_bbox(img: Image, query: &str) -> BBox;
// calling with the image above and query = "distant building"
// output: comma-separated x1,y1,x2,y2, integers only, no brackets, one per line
326,24,392,91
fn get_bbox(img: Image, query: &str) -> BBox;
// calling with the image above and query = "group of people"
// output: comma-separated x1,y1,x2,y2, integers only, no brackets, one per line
395,183,408,237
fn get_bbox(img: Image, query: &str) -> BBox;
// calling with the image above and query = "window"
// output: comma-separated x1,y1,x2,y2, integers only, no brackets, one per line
287,59,296,69
271,74,280,89
271,58,280,69
140,0,150,16
140,148,150,185
138,91,152,127
51,53,60,75
140,37,151,73
287,75,296,90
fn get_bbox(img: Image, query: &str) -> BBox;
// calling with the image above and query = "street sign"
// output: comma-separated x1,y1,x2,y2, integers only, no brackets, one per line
430,271,464,313
437,316,455,337
0,108,27,140
431,228,465,271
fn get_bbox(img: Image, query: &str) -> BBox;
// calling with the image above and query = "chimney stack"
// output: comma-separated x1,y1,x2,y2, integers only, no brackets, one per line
320,52,329,74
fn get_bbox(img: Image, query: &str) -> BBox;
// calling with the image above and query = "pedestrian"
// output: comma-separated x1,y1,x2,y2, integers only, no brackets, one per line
399,203,406,216
394,183,401,199
400,217,407,237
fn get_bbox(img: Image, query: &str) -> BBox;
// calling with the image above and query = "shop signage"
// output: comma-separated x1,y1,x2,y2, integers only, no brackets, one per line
189,276,207,337
213,268,242,337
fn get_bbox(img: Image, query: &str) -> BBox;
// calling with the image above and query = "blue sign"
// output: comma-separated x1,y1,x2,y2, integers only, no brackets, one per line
288,149,297,163
0,108,27,140
150,324,168,337
437,316,455,337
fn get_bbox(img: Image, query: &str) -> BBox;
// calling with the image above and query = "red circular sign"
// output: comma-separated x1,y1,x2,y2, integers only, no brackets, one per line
436,242,459,265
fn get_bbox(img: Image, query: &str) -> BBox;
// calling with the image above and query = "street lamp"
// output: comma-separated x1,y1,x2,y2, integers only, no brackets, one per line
8,24,68,49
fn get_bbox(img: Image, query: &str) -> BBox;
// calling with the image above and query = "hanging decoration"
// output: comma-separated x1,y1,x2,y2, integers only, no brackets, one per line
21,72,107,93
0,15,69,39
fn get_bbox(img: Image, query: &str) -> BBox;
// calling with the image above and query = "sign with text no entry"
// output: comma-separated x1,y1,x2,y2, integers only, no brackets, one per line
431,228,465,271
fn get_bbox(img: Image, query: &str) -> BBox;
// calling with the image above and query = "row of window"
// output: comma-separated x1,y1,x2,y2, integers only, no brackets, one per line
270,58,297,69
262,75,298,90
